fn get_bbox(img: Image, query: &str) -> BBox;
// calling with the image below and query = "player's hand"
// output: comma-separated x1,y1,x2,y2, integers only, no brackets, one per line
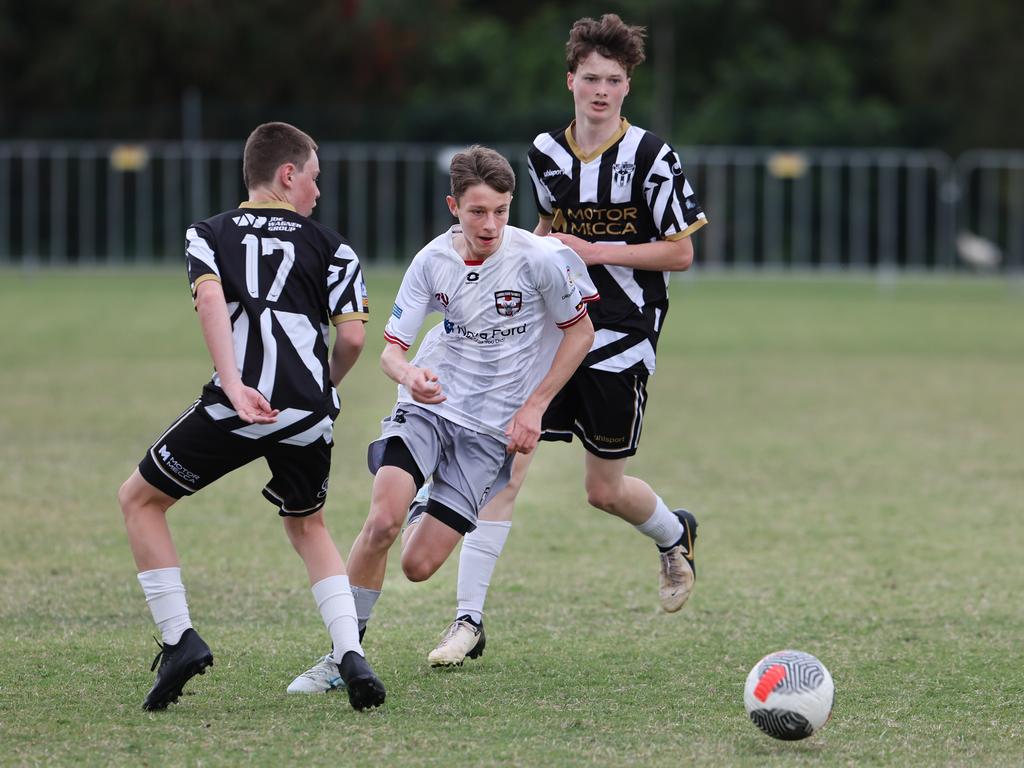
505,403,543,454
405,366,446,404
550,232,601,265
227,385,280,424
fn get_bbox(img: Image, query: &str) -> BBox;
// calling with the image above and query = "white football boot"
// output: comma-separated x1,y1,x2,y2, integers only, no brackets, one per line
427,616,486,667
658,509,698,612
286,653,343,693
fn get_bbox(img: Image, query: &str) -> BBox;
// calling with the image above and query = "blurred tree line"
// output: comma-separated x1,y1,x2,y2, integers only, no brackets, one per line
1,0,1018,151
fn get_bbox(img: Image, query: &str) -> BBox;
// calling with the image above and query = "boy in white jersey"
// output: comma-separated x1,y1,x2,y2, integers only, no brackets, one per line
287,145,594,690
424,14,708,667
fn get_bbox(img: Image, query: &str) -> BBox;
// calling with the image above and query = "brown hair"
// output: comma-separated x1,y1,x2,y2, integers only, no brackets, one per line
565,13,646,76
449,145,516,200
243,122,318,190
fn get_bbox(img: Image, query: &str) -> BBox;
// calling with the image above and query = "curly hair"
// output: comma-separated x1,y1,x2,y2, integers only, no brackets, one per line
565,13,646,76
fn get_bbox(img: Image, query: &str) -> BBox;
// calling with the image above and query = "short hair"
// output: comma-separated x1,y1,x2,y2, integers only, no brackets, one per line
565,13,646,76
242,122,318,191
449,145,516,200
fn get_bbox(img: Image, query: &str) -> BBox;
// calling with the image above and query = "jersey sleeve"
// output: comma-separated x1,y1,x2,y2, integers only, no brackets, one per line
527,149,555,219
186,222,221,300
643,144,708,241
383,255,434,350
326,240,369,324
533,247,589,329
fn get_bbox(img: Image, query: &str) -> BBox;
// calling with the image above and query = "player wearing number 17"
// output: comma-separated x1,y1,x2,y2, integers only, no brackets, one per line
117,122,385,712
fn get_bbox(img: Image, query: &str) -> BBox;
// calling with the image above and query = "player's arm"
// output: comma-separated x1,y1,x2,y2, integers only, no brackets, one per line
505,313,594,454
329,318,365,386
534,216,553,236
194,280,278,424
380,341,445,404
550,232,693,271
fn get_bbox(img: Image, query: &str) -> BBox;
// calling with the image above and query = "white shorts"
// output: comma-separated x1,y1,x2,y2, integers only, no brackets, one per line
367,403,513,531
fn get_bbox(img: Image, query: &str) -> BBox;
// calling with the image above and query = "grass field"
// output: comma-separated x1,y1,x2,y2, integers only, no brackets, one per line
1,269,1022,767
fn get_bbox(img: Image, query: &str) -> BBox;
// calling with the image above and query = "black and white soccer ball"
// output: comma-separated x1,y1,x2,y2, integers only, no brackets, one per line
744,650,834,740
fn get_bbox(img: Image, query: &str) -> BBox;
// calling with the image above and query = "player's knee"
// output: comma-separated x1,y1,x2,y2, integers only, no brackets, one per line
362,512,403,550
585,481,618,512
400,550,438,583
283,512,325,541
118,475,152,517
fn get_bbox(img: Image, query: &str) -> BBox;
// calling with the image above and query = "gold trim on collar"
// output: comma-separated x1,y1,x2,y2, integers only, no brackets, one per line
239,200,296,212
564,118,631,164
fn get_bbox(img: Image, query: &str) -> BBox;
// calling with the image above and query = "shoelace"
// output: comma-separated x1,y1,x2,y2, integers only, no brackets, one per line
660,549,690,584
300,655,336,680
438,620,473,648
149,636,166,671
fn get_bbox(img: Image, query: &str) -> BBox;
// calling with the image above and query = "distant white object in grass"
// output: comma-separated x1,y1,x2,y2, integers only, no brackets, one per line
744,650,834,740
957,231,1002,269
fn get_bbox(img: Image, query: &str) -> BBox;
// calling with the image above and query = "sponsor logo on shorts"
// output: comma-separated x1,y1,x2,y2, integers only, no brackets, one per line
317,477,329,499
157,444,201,484
591,434,626,445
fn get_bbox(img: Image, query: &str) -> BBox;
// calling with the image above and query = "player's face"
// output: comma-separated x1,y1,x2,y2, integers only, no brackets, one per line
568,52,630,124
447,184,512,260
288,151,321,217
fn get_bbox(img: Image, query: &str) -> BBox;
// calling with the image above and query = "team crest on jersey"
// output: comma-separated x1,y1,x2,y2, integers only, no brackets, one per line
612,161,635,187
494,290,523,317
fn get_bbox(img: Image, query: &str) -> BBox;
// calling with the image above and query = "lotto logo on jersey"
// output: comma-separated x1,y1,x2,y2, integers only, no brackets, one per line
494,290,523,317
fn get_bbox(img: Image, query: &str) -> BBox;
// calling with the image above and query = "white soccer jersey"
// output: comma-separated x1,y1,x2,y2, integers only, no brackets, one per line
384,225,595,442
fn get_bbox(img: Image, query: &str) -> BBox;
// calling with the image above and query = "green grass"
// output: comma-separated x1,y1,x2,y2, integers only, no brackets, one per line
1,268,1022,766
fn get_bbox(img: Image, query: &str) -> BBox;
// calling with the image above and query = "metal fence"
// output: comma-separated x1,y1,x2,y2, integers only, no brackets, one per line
0,141,1021,271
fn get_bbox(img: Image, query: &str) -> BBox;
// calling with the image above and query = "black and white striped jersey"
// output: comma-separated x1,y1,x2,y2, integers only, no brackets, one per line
527,118,706,375
185,201,368,439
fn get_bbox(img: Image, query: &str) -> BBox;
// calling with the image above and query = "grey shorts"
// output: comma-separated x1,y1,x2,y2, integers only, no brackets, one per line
367,403,513,531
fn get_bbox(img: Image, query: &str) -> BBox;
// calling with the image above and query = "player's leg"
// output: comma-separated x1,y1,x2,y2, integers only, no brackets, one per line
122,405,234,710
273,439,384,709
573,370,698,612
400,505,465,582
420,451,529,663
417,426,512,666
582,449,697,612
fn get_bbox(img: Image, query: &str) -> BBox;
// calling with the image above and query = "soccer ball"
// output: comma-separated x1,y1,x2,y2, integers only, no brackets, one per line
744,650,834,740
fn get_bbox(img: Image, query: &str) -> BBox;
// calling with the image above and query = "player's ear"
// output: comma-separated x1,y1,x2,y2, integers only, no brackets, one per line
278,162,296,189
567,71,574,92
446,195,459,218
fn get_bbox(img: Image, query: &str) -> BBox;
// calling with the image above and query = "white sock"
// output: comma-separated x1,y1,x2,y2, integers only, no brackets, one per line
351,585,381,634
311,575,362,664
137,567,192,645
634,496,684,549
456,520,512,624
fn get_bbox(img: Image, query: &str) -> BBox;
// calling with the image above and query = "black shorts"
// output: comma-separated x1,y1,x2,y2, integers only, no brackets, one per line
137,400,333,517
541,368,649,459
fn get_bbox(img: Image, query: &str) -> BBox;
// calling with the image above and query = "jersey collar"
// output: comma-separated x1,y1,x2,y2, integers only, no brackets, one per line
239,200,297,212
565,117,631,164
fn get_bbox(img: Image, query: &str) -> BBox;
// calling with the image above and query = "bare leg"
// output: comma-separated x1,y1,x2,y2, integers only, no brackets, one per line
119,469,179,571
582,453,657,524
282,510,345,585
400,513,464,582
347,465,418,590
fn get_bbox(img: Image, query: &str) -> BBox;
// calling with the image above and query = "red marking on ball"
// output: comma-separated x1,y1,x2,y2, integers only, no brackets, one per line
754,664,787,702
